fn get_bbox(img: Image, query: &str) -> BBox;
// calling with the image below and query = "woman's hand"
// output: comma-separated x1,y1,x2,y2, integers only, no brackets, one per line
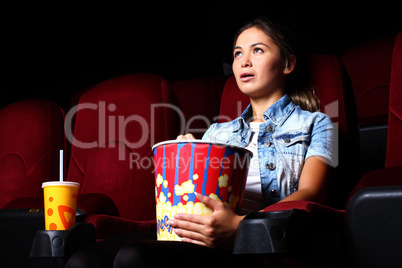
176,133,196,140
168,192,245,250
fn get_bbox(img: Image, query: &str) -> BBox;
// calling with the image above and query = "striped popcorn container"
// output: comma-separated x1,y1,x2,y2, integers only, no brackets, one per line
152,140,252,241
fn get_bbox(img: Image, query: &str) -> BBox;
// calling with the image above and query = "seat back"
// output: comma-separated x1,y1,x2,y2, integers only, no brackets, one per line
218,76,250,123
66,73,179,220
309,55,360,208
0,99,65,208
171,76,227,139
386,31,402,168
218,55,360,208
341,37,395,126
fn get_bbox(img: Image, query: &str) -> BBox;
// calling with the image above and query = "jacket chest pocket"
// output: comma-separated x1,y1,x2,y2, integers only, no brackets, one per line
273,129,310,160
274,128,309,145
273,130,310,190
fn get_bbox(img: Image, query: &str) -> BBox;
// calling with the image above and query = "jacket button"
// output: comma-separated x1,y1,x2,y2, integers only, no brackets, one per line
264,141,271,147
270,190,279,197
266,163,275,170
266,125,274,133
284,138,291,143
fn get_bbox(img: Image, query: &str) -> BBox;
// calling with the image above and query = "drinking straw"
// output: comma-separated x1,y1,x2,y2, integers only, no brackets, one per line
60,149,63,182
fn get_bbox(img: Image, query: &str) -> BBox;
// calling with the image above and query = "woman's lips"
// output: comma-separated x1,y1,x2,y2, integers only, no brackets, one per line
240,72,255,82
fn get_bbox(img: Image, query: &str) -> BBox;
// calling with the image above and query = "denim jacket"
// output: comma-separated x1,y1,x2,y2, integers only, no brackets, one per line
202,94,336,206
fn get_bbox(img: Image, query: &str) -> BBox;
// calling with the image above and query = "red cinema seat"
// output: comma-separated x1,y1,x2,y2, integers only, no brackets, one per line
0,99,65,209
171,76,228,139
66,73,179,239
218,75,250,123
386,32,402,169
346,32,402,267
342,37,395,173
342,37,395,127
349,31,402,194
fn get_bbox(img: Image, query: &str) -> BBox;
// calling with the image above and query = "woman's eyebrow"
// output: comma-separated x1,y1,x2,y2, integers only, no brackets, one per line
234,42,269,50
251,42,269,48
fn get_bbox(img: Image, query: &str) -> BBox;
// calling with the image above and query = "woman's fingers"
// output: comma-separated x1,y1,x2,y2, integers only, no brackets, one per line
169,213,204,233
170,219,213,247
195,192,225,211
176,133,196,140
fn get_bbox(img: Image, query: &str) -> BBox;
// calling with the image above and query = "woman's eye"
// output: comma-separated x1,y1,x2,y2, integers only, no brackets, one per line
253,47,264,54
234,51,242,58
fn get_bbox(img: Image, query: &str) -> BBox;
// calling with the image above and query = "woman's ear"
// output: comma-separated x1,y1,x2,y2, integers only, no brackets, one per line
283,55,296,74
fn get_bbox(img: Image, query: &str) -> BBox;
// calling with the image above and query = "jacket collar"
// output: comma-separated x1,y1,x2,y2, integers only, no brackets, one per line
235,94,296,131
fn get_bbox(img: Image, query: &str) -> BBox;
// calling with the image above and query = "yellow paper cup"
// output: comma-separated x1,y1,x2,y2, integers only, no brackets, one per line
42,181,80,230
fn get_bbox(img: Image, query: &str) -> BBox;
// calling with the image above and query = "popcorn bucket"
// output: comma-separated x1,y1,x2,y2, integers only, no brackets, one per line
152,140,252,241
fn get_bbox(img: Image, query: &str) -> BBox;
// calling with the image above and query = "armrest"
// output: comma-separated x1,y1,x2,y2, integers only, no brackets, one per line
347,185,402,267
3,193,120,218
2,197,44,209
83,214,156,239
30,223,96,259
234,201,346,266
263,200,346,219
348,166,402,200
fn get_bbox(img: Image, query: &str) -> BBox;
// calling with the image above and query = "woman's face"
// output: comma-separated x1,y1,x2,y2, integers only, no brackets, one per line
232,27,287,99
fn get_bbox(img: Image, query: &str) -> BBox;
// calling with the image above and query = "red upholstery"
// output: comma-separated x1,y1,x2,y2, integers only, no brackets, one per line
308,55,360,208
67,73,179,225
386,31,402,168
342,37,395,126
347,32,402,203
171,76,227,139
218,76,250,123
263,200,345,216
0,99,65,208
219,55,360,209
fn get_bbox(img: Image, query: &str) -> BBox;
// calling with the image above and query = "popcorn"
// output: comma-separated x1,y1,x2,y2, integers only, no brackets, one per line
182,180,195,194
228,194,240,209
159,191,167,203
153,141,252,241
209,193,221,202
218,174,229,188
156,174,163,187
174,180,195,196
174,185,184,196
156,190,214,241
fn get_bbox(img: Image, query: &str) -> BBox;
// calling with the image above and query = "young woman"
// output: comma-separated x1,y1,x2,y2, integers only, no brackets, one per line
67,17,336,268
172,17,336,250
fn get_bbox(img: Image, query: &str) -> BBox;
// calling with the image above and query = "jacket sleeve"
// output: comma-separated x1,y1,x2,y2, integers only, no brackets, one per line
201,123,218,141
305,113,337,167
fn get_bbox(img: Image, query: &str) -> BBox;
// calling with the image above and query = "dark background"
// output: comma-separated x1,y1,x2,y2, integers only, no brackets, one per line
1,2,401,111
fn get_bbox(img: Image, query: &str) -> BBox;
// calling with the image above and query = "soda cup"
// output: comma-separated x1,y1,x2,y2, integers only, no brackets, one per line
42,181,80,230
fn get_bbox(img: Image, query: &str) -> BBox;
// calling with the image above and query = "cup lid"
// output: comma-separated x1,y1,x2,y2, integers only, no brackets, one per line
42,181,80,188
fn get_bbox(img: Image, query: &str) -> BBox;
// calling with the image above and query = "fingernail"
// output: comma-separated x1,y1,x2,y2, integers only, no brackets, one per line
168,220,174,225
174,214,180,219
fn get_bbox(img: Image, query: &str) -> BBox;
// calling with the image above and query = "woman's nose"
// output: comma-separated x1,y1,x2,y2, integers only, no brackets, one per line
241,55,252,68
